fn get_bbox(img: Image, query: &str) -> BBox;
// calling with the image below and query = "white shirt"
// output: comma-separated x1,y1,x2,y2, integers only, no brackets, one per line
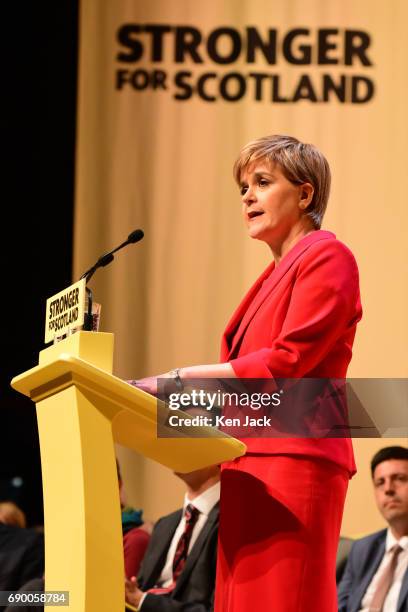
360,530,408,611
139,481,220,609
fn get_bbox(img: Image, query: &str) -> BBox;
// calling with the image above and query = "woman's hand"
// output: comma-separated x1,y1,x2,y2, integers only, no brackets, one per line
127,362,236,396
127,373,172,396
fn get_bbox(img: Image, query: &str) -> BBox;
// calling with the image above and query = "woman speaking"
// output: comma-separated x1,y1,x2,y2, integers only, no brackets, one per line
133,135,362,611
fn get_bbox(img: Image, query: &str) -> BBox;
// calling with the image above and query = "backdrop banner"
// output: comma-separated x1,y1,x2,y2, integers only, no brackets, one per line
74,0,408,530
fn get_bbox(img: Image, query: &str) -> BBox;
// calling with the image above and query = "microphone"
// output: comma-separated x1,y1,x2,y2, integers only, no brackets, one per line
80,229,144,283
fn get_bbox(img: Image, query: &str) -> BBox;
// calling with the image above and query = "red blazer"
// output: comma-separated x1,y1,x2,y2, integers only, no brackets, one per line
220,230,362,475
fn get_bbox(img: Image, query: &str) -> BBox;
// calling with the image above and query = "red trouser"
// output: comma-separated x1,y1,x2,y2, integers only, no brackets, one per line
215,454,349,612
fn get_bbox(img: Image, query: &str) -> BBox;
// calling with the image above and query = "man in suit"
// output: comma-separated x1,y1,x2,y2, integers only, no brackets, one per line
0,521,44,612
338,446,408,611
125,465,220,612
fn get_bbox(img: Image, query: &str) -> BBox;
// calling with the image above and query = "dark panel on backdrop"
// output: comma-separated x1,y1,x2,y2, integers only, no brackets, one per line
1,2,79,525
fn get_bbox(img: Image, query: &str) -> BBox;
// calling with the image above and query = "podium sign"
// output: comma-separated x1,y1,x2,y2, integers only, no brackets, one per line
44,279,86,343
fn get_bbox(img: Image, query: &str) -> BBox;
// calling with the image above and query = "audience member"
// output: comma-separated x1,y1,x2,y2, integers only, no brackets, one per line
4,577,44,612
125,465,220,612
338,446,408,611
0,502,27,529
117,459,152,578
0,510,44,612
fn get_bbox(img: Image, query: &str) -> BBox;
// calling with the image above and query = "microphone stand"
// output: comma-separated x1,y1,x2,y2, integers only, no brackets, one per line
79,229,144,332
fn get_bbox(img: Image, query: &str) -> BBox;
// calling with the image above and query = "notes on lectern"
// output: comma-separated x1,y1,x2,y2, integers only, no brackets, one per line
44,279,86,343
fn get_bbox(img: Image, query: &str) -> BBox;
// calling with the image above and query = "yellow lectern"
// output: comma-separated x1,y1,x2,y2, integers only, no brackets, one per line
11,332,246,612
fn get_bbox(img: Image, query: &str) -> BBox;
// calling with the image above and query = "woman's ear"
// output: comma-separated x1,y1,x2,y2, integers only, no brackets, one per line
299,183,314,210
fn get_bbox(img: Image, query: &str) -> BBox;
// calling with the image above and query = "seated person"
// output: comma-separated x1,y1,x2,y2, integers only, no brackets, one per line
0,501,27,529
117,459,152,578
0,515,44,611
4,577,44,612
338,445,408,611
125,464,220,612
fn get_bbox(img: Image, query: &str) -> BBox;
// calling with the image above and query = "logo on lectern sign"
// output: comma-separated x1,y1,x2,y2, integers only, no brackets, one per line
44,279,86,343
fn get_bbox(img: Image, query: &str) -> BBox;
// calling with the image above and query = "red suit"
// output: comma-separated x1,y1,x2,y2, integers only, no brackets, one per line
214,230,362,612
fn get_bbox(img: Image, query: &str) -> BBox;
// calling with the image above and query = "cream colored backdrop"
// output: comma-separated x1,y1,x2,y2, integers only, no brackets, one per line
74,0,408,534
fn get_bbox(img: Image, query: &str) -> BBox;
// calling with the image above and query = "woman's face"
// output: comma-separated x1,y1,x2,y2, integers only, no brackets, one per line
239,161,310,246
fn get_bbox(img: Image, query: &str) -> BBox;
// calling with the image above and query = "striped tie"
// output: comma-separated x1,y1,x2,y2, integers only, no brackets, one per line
147,503,200,595
172,504,200,582
369,544,403,611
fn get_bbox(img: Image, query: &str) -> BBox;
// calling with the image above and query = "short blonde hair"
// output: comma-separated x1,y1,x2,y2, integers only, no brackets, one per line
233,135,331,229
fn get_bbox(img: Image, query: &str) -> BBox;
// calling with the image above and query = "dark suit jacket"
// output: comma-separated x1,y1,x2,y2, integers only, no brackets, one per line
135,503,219,612
337,529,408,612
0,524,44,612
